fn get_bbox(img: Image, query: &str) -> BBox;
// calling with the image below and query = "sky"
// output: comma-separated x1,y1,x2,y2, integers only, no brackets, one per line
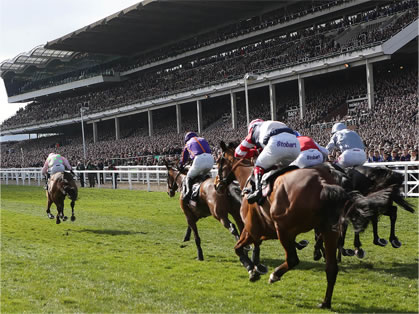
0,0,141,126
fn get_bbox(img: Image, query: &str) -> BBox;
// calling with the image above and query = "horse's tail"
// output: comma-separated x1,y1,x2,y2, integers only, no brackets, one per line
320,184,349,228
63,179,78,201
344,186,394,233
392,190,415,213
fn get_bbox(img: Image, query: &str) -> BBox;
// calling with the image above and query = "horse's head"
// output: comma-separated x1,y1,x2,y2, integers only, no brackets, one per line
215,141,239,192
164,160,182,197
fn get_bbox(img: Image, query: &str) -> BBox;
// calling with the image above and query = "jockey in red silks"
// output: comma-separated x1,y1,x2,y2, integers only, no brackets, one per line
290,132,329,168
235,119,300,204
41,153,73,190
179,132,214,201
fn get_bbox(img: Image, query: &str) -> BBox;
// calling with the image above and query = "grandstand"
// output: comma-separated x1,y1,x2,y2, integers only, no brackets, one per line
1,0,418,168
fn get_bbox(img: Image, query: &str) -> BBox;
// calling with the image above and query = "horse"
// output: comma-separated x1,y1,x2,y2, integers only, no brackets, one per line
46,171,78,224
164,160,245,261
323,164,415,260
216,141,392,309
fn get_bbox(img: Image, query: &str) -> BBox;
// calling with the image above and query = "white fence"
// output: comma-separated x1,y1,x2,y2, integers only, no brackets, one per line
0,162,418,196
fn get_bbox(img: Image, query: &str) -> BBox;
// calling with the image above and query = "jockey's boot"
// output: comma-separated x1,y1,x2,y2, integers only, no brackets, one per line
44,176,49,190
181,177,192,202
247,167,264,204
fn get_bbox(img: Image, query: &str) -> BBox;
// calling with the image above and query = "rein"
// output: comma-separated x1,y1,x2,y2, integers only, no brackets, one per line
217,156,249,189
168,168,183,193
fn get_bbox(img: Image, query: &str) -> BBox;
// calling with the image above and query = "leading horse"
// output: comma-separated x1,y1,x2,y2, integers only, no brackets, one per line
164,160,244,261
216,141,391,308
46,171,78,224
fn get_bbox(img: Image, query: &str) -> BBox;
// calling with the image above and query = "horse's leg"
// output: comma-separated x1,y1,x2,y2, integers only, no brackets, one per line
269,227,299,284
55,203,61,225
372,215,387,246
354,232,365,259
70,200,76,222
46,195,54,219
188,217,204,261
318,230,339,309
183,226,191,242
251,242,268,275
234,230,258,281
388,205,401,248
314,229,325,261
339,223,355,259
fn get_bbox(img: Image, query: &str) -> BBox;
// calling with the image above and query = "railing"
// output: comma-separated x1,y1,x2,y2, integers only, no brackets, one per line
0,162,418,196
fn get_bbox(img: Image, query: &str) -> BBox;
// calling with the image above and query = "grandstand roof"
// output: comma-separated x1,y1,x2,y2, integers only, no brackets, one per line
45,0,288,55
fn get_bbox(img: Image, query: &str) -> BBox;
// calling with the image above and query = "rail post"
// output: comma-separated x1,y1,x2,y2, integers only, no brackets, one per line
128,172,132,190
147,172,150,192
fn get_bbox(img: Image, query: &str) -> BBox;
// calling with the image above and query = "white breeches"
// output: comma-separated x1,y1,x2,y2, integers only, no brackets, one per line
337,148,367,168
186,153,214,179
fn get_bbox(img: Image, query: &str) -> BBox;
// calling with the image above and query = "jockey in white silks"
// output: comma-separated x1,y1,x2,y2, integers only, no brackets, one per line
326,122,367,168
41,153,73,189
235,119,300,204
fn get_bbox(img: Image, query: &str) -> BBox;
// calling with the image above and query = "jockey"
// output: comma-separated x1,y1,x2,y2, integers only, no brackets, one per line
291,132,329,168
179,132,214,201
235,119,300,203
41,153,73,190
326,122,367,168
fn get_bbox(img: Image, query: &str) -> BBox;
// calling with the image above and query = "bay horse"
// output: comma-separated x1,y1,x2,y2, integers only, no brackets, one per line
164,160,244,261
216,141,391,309
46,171,78,224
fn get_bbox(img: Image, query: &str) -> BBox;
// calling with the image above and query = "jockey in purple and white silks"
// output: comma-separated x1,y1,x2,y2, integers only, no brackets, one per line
326,122,367,168
179,132,214,201
235,119,300,204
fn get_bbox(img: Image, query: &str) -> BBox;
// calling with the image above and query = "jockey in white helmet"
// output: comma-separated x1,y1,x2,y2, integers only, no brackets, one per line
326,122,367,168
235,119,300,204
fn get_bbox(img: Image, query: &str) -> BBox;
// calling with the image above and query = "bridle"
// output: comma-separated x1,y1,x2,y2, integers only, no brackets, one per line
216,154,248,191
167,168,182,194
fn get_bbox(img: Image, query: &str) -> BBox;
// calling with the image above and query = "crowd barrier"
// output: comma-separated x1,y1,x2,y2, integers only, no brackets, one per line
1,162,418,196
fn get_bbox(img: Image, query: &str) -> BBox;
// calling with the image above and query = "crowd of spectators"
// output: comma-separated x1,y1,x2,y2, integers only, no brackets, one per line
2,0,417,130
1,62,417,169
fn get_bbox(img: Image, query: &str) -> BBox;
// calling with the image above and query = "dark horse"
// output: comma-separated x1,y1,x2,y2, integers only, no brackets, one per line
46,171,78,224
330,165,415,259
164,160,244,261
216,142,391,308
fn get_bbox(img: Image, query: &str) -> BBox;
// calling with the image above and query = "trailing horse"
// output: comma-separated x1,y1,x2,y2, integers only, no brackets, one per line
216,141,392,309
46,171,78,224
164,160,244,261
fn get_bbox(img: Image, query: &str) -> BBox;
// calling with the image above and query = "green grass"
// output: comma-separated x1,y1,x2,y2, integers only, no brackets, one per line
1,185,418,313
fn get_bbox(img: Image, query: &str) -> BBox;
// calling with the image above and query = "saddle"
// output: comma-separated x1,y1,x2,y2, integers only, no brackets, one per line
246,165,299,205
188,174,211,206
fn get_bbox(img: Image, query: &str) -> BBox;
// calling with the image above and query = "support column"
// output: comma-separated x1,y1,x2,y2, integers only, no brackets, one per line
148,110,153,137
115,117,120,140
269,82,277,121
93,121,98,143
197,100,202,134
366,60,375,110
298,76,306,119
176,103,182,134
230,92,237,129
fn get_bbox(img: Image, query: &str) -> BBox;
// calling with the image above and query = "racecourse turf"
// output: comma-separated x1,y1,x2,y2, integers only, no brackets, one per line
1,185,418,313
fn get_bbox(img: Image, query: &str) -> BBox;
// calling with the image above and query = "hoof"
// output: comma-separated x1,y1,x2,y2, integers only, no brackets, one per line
296,239,309,250
248,269,261,282
47,213,54,219
390,238,402,248
62,216,68,221
355,248,365,259
243,245,252,252
197,255,204,261
56,219,61,225
313,249,322,261
255,264,268,275
374,238,388,247
342,248,355,257
268,273,280,284
318,302,331,309
71,216,76,222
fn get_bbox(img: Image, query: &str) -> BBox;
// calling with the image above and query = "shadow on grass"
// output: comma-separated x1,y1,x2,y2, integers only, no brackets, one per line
71,229,147,236
261,258,418,280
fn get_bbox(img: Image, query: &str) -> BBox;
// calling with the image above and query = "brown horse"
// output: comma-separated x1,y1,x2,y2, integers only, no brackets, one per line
216,142,391,309
164,160,245,261
46,171,78,224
